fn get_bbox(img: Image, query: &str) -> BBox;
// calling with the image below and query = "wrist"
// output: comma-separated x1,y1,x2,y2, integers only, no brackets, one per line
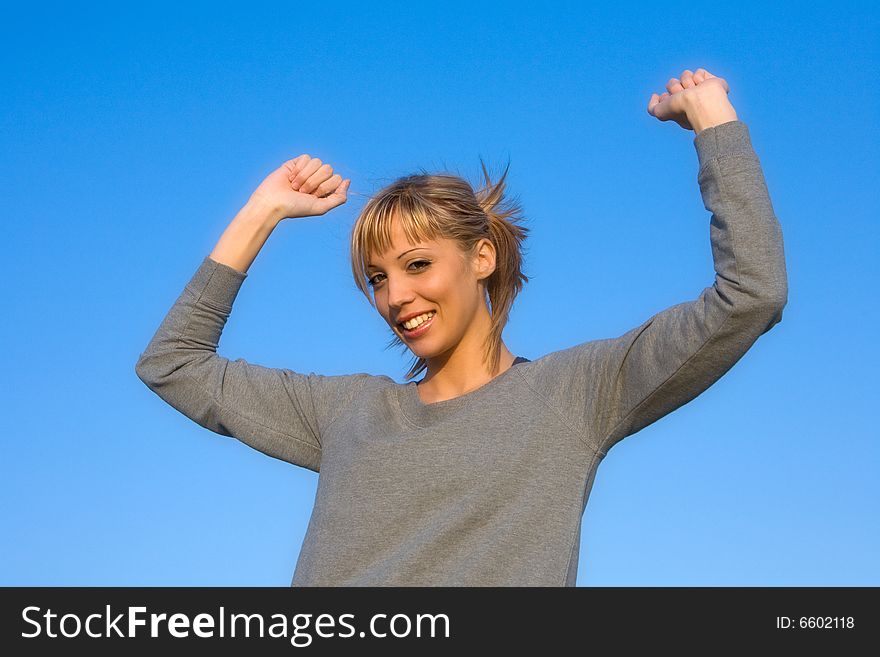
245,193,285,228
686,93,739,134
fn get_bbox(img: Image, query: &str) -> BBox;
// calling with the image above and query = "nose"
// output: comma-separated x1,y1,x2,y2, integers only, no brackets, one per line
386,274,416,315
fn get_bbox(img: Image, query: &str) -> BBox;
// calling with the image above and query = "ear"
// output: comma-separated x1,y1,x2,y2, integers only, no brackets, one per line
472,238,497,281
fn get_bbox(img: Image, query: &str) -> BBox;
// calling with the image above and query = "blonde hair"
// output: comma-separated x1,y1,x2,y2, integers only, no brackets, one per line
349,159,530,380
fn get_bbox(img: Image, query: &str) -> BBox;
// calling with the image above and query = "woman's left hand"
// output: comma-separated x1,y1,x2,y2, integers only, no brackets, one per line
647,68,736,132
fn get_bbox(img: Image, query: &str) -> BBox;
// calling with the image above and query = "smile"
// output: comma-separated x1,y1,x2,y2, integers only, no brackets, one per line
400,312,436,338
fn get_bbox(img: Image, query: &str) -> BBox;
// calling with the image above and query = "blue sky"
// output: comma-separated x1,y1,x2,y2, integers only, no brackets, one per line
3,1,877,586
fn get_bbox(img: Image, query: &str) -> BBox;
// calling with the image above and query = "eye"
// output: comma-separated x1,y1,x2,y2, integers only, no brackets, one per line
367,260,430,288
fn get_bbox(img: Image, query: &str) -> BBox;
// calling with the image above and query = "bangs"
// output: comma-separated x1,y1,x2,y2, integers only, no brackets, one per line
350,185,444,304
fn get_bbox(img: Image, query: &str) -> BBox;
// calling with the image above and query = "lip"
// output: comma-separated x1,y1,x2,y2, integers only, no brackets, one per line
400,312,436,339
396,309,436,324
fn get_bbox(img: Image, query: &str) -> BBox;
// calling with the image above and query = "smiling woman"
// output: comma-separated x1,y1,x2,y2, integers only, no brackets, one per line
135,68,788,587
350,161,531,387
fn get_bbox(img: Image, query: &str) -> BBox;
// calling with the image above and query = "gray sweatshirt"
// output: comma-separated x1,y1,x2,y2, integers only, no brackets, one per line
136,120,787,586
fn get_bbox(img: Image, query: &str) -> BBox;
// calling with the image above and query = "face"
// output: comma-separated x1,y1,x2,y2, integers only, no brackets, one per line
366,216,496,361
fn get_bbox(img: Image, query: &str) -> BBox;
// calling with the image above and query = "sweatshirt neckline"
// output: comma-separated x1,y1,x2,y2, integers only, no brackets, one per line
396,356,530,427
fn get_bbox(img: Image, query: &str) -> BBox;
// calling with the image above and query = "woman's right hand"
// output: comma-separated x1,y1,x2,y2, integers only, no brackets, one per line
249,155,351,220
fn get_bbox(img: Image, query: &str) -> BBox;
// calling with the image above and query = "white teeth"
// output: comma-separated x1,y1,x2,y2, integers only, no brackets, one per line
402,311,436,330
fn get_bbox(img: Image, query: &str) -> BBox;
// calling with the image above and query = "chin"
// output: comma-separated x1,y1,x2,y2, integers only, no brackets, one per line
405,339,440,358
407,343,435,358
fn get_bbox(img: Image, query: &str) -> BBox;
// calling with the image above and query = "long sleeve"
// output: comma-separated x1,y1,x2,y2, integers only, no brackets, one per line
135,255,368,472
519,120,788,456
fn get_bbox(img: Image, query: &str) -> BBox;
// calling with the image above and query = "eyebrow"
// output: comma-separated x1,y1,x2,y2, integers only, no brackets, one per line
367,247,429,270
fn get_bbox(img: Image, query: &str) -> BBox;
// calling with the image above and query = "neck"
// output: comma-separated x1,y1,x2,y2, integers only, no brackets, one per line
416,308,515,401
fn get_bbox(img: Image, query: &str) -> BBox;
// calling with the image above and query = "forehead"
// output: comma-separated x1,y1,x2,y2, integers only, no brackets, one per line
367,216,451,266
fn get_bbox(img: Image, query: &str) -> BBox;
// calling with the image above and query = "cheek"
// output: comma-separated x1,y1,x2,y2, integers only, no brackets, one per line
420,275,447,299
372,292,390,322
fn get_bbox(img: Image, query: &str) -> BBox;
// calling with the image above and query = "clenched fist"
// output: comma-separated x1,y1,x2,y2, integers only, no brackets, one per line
250,154,351,220
647,68,736,132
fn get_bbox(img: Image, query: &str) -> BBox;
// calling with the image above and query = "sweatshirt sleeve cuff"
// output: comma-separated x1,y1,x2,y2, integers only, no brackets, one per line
693,120,754,171
184,255,249,311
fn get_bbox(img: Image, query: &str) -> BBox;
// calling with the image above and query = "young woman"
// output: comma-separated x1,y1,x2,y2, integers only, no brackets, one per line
136,67,788,586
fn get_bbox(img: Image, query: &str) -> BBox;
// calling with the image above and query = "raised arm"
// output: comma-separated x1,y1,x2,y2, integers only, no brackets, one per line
596,69,788,453
135,157,362,472
517,69,788,457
